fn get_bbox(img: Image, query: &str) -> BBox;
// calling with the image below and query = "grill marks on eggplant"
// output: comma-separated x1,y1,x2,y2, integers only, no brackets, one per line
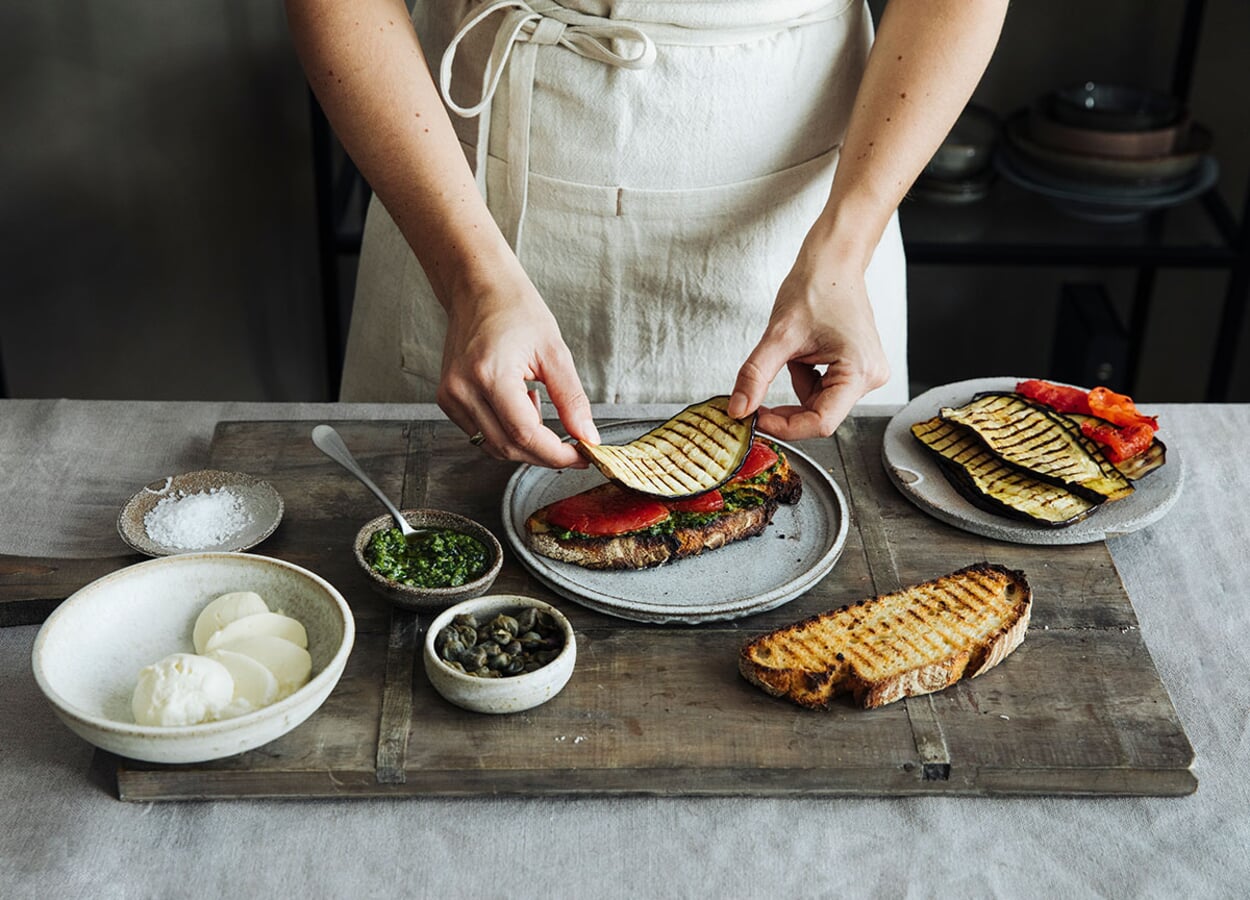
578,396,755,498
911,417,1099,526
940,393,1134,502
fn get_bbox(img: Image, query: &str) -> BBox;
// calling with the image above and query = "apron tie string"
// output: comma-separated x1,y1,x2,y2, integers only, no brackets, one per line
439,0,657,250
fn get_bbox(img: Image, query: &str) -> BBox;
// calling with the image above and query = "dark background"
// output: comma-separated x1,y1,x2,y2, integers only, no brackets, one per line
2,1,1246,403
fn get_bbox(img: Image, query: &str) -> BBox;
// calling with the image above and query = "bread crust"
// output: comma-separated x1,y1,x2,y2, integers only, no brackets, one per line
525,456,802,570
739,563,1031,710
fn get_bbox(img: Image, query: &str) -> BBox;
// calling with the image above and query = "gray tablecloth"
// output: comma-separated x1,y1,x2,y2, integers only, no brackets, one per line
2,399,1246,899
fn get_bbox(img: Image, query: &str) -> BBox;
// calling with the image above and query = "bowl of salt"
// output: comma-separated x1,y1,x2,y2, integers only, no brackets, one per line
118,470,285,557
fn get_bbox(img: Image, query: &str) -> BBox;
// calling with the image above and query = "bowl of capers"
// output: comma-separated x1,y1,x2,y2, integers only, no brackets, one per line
423,595,576,714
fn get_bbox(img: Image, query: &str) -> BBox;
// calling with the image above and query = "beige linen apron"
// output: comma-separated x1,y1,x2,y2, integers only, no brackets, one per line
342,0,908,405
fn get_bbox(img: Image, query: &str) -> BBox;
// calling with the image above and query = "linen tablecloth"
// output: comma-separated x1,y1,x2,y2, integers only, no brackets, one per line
2,399,1246,898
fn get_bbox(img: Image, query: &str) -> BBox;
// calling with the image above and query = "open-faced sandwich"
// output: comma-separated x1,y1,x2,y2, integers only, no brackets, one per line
524,398,803,570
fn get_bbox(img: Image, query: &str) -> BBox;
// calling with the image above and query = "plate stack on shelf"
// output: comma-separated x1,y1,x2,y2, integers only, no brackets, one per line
996,82,1217,223
913,104,1000,205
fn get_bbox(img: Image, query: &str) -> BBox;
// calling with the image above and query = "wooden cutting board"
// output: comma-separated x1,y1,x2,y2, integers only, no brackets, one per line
35,417,1201,798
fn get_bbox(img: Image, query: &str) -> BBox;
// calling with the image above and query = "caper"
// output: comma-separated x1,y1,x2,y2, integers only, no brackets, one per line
504,640,522,656
460,646,488,669
505,658,526,675
515,608,538,633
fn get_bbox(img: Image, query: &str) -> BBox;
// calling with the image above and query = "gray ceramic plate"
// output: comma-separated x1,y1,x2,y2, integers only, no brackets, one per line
882,377,1183,545
118,470,284,557
502,423,849,624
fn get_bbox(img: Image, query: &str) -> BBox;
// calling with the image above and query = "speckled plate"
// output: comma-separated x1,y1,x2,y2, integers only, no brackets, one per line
502,423,848,624
882,377,1184,545
118,470,284,557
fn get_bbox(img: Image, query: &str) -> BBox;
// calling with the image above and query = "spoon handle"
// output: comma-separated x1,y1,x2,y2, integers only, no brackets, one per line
311,424,414,535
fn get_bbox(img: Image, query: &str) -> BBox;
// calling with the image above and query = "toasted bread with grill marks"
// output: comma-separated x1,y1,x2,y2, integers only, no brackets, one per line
525,454,802,570
739,563,1031,709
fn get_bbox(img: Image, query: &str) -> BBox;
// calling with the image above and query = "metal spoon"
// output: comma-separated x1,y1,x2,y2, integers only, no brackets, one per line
311,424,418,542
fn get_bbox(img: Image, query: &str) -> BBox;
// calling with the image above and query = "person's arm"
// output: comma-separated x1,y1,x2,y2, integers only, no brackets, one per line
284,0,597,466
728,0,1009,438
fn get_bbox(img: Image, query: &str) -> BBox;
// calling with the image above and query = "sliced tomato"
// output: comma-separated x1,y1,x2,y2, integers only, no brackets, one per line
668,490,725,514
1080,420,1155,463
1015,379,1092,415
545,484,670,537
1087,386,1159,432
727,441,780,484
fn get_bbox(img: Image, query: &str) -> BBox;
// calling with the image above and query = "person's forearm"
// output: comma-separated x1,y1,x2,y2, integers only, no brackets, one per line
284,0,515,306
811,0,1008,268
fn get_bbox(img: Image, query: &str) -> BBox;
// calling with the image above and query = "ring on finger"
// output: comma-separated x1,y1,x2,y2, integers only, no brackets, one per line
468,431,486,447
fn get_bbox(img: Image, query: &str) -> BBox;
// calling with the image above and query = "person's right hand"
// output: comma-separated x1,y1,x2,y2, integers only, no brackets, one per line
436,271,599,469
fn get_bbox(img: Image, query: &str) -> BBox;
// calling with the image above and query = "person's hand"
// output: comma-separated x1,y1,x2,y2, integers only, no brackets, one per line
727,252,889,440
437,273,599,468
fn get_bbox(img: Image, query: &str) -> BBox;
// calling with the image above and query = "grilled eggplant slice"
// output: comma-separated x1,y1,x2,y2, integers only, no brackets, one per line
577,395,757,499
1062,412,1168,482
940,393,1134,503
911,416,1099,526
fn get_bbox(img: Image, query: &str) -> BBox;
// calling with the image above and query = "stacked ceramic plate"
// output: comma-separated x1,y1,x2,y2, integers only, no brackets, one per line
996,82,1217,222
913,104,1000,205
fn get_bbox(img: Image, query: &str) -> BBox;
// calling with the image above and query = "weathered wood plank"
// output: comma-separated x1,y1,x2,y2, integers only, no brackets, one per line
87,418,1194,799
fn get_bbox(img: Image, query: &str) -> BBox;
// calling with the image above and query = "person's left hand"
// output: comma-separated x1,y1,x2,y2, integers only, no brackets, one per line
727,251,889,440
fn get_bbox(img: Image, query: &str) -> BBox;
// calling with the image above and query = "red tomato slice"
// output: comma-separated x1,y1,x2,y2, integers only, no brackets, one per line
1015,379,1092,415
668,490,725,514
1087,386,1159,432
728,441,779,484
545,485,670,536
1080,420,1155,463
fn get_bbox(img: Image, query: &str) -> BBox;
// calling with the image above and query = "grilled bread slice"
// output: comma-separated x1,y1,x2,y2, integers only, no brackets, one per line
525,444,802,570
739,563,1030,709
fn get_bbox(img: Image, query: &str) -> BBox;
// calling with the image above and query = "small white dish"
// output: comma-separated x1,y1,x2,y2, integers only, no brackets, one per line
117,470,284,557
31,552,354,764
423,595,575,715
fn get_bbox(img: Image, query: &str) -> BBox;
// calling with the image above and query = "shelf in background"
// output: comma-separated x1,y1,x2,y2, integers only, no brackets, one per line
900,177,1239,268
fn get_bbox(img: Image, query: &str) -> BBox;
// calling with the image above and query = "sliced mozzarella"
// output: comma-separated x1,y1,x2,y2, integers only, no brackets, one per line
192,591,269,653
215,635,312,700
203,611,308,654
207,648,281,717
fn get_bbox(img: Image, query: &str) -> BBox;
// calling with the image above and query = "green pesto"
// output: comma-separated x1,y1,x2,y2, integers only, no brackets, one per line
366,527,490,588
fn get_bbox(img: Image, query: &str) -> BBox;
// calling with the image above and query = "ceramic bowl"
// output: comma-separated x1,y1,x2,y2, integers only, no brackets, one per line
353,509,503,611
1004,111,1210,185
1050,82,1182,132
31,553,355,764
117,470,284,557
924,104,1000,181
1029,99,1190,160
423,594,576,714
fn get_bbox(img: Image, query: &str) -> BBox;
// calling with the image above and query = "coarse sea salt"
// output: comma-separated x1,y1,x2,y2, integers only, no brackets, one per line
143,488,254,549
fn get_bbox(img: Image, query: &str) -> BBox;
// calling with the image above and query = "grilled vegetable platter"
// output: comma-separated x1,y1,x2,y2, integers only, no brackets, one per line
881,377,1183,545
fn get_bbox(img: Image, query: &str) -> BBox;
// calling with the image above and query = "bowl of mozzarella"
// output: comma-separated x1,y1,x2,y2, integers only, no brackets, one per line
31,553,354,764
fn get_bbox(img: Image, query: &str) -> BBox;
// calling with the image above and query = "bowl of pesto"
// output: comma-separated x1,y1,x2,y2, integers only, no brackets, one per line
354,509,503,611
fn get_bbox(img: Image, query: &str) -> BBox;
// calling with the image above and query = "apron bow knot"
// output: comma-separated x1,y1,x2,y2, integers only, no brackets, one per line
440,0,657,118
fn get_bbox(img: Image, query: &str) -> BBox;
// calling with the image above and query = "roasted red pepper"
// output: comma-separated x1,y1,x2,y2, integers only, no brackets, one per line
1087,386,1159,432
546,485,670,536
1079,420,1156,463
1015,379,1092,415
727,440,779,484
668,490,725,514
